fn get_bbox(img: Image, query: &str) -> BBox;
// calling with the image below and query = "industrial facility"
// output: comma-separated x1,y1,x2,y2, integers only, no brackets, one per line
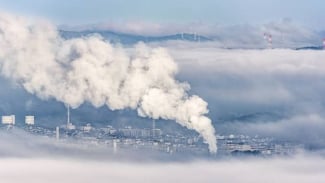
0,104,304,157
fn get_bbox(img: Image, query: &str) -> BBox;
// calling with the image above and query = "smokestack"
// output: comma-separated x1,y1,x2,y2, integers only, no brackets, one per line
67,105,70,127
264,33,272,49
56,126,60,141
152,119,156,137
113,139,117,154
268,34,272,49
66,105,76,130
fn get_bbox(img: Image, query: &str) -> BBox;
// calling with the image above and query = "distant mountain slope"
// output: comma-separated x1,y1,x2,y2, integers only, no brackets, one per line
60,30,212,44
295,46,323,50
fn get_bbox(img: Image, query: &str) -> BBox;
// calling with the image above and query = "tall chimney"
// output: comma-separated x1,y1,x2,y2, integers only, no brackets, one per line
67,104,70,127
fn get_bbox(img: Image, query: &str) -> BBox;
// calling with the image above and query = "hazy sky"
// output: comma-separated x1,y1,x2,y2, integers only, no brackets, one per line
0,0,324,29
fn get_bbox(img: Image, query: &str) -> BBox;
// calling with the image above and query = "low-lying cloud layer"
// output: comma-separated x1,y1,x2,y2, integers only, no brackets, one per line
0,128,324,183
1,156,325,183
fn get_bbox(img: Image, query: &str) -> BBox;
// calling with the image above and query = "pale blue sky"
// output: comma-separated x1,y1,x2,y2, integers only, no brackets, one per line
0,0,324,28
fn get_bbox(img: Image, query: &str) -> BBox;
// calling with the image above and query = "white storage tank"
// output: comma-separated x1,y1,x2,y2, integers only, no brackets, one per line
2,115,15,125
25,116,35,125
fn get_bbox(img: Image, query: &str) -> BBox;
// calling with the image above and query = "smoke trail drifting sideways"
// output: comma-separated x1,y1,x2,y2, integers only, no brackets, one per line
0,13,217,153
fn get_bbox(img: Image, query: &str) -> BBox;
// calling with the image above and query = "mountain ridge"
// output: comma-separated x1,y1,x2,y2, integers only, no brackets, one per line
60,30,212,45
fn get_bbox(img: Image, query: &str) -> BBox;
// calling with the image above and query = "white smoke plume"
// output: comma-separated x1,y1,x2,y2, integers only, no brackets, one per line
0,13,217,153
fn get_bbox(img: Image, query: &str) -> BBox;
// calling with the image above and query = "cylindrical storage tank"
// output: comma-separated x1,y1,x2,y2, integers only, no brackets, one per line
25,116,35,125
2,115,15,125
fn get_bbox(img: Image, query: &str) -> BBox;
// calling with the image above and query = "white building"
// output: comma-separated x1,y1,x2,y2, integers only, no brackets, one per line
82,123,92,132
25,116,35,125
2,115,15,125
67,122,76,130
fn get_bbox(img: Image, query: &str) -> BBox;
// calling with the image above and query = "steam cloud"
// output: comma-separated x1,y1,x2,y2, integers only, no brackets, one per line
0,13,217,153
